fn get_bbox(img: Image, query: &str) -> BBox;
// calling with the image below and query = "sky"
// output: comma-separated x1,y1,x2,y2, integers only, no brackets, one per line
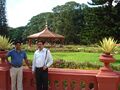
6,0,90,28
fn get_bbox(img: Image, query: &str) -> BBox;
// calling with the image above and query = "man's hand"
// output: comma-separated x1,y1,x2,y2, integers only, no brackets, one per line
25,59,32,69
8,64,11,69
32,71,35,74
43,66,48,70
29,66,32,69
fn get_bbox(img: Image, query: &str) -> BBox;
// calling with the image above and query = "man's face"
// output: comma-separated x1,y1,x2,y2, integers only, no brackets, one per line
15,43,21,50
37,42,44,50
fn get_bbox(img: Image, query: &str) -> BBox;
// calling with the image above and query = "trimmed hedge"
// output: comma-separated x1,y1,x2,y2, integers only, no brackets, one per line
52,59,120,71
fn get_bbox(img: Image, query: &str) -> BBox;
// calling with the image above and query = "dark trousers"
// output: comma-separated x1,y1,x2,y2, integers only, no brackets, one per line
35,67,48,90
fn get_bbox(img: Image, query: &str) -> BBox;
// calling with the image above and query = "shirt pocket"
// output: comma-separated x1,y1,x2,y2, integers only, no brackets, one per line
20,53,25,58
35,54,41,59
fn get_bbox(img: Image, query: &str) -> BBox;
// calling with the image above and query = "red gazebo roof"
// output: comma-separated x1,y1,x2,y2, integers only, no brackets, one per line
27,27,64,39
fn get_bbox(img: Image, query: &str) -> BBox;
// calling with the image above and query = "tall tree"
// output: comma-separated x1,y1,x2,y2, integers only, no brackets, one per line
0,0,8,36
113,2,120,42
52,1,85,44
22,12,54,39
80,4,98,44
8,26,26,42
87,0,120,42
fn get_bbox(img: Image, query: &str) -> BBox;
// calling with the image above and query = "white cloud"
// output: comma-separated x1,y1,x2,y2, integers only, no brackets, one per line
6,0,89,28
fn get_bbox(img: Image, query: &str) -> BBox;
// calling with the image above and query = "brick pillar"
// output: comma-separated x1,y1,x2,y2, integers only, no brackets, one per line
23,69,36,90
0,67,10,90
96,54,119,90
0,51,8,67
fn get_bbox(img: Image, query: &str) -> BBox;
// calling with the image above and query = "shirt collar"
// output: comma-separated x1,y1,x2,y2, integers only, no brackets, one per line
15,48,21,53
38,48,45,52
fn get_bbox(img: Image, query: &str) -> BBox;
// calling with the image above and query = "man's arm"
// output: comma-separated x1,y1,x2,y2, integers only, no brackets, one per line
32,53,36,73
5,52,11,68
6,57,11,65
23,51,32,69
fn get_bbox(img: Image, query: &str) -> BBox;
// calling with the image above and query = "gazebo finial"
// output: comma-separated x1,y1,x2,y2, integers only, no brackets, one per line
45,20,48,28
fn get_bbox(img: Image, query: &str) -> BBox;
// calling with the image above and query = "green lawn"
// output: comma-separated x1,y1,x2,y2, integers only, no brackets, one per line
27,51,120,66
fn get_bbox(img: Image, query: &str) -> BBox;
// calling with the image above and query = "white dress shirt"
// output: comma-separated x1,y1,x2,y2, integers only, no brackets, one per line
32,48,53,72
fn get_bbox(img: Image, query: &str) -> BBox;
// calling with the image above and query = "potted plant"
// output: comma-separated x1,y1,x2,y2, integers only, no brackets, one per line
98,37,117,75
0,35,13,51
99,37,117,55
0,35,13,65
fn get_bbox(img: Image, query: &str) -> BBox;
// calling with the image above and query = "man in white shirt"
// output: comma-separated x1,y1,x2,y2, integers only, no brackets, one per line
32,41,53,90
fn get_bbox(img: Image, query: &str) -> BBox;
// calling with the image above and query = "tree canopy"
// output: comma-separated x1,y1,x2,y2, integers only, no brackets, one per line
0,0,8,36
8,1,120,45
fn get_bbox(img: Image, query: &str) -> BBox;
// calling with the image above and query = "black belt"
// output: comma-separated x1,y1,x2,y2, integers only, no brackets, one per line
36,67,43,69
11,65,22,68
35,67,48,71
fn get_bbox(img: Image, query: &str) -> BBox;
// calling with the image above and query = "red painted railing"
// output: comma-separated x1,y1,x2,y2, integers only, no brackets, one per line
48,68,98,90
0,67,98,90
1,67,120,90
24,68,98,90
0,52,120,90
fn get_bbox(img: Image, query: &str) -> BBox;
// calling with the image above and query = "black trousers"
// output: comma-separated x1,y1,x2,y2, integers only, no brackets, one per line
35,67,48,90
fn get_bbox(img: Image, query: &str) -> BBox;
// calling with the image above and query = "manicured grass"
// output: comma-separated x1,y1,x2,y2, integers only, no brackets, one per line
52,52,100,63
27,51,120,66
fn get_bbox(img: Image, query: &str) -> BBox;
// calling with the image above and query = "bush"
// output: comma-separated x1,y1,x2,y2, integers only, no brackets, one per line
51,60,102,70
51,60,120,71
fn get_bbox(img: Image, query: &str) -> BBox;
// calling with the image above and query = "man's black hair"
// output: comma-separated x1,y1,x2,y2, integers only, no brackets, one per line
37,40,45,45
14,41,21,45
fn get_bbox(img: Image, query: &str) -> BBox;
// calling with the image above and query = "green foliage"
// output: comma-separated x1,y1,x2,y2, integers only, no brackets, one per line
8,26,26,42
51,59,120,71
8,1,120,45
26,44,120,71
87,0,120,43
51,59,102,69
0,0,8,36
52,1,84,44
0,35,13,50
99,37,117,54
22,12,54,39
